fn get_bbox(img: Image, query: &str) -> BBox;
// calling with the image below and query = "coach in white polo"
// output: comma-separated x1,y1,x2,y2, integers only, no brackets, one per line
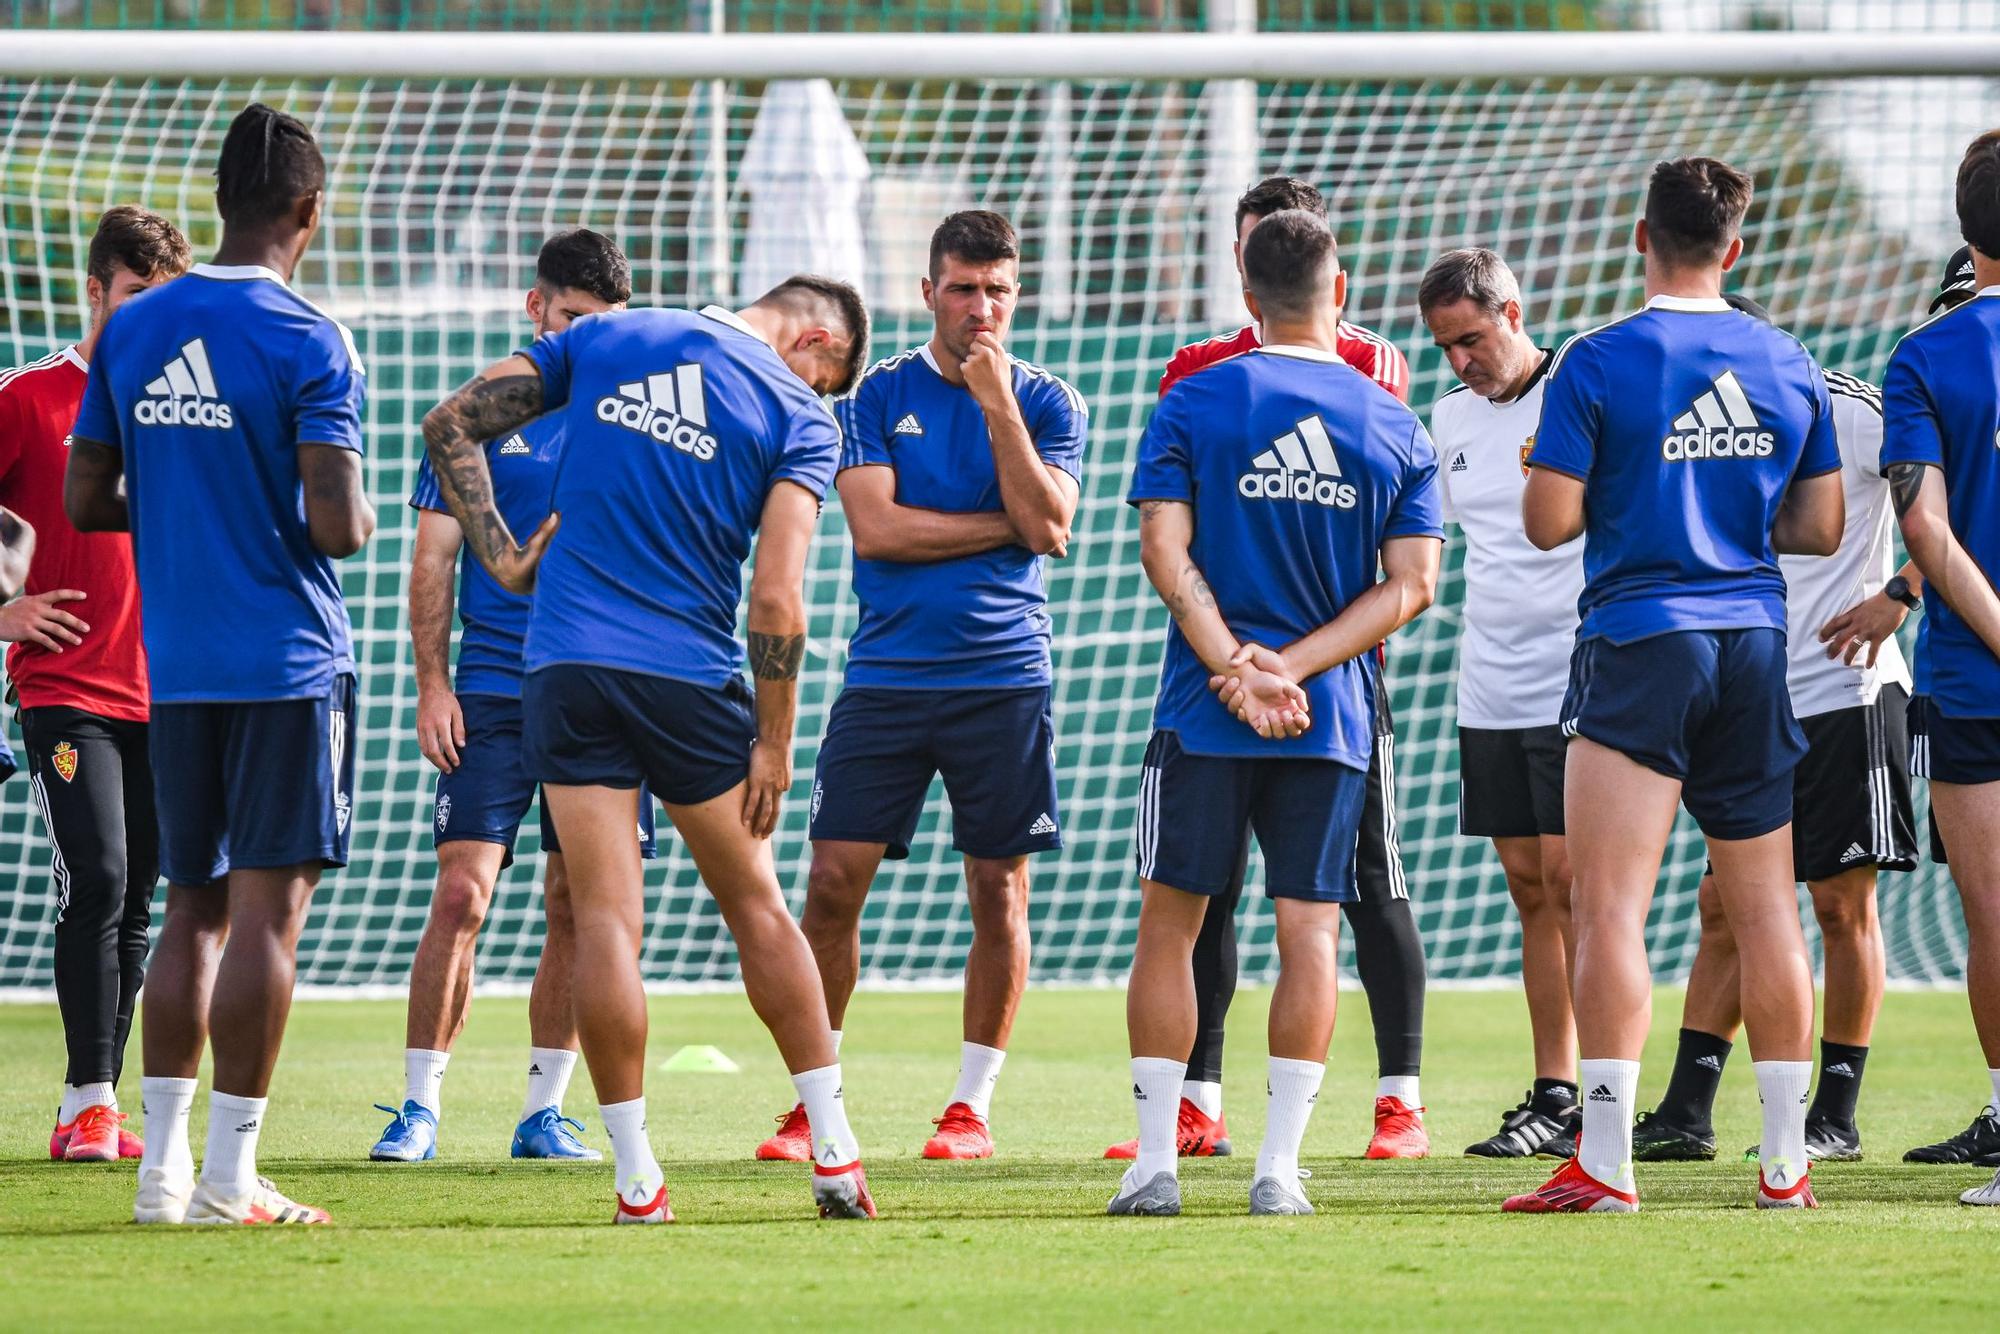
1420,248,1586,1160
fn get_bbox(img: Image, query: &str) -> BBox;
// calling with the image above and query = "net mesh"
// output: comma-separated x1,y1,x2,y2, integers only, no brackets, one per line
0,61,1982,990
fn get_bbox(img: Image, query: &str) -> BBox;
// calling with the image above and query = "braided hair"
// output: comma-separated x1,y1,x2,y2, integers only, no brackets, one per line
214,103,325,227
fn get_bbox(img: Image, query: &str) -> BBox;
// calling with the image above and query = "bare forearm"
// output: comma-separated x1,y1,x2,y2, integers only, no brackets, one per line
421,372,542,573
1143,548,1239,674
985,404,1072,553
1904,512,2000,659
62,439,128,533
851,506,1018,562
1283,572,1436,681
409,554,457,692
746,604,805,749
300,445,376,558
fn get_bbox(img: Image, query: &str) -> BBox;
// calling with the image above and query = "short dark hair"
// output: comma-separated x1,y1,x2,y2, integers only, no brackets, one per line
1241,209,1339,321
536,229,631,305
1644,156,1753,268
1956,130,2000,260
214,102,326,228
1417,247,1522,319
757,274,870,396
928,210,1018,280
1235,176,1327,230
86,206,191,287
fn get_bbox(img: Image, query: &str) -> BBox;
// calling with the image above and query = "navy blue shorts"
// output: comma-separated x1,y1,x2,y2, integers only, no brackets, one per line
1909,691,2000,786
1133,729,1367,903
808,685,1061,861
1561,628,1803,842
151,675,357,885
523,664,753,807
436,693,656,867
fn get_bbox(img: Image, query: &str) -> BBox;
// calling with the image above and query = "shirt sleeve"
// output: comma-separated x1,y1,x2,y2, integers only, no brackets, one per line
518,325,576,415
1371,340,1412,404
1526,336,1600,481
772,400,841,501
294,318,367,453
1027,374,1088,481
1385,416,1445,539
1127,390,1194,505
1795,365,1841,479
409,454,446,512
71,324,124,452
1880,341,1944,471
833,373,890,471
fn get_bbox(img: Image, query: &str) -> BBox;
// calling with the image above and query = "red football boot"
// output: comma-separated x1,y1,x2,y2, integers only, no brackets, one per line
755,1102,813,1162
60,1105,129,1162
1502,1157,1640,1213
921,1102,993,1159
1104,1098,1233,1159
1365,1096,1430,1159
1755,1168,1818,1210
813,1160,877,1219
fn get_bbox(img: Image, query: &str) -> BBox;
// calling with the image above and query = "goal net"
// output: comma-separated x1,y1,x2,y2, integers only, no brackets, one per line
0,32,1984,991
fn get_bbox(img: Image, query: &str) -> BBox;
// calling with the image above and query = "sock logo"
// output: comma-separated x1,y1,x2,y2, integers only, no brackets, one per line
136,339,235,428
528,1062,542,1076
1133,1083,1146,1101
1661,370,1773,461
1825,1062,1854,1078
596,364,719,460
235,1118,260,1133
1697,1054,1723,1072
1238,415,1357,509
1586,1084,1617,1103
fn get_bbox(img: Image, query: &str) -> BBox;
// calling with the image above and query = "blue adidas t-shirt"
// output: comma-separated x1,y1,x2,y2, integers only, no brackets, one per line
834,344,1087,688
1529,295,1841,647
410,414,563,699
71,263,365,702
1881,290,2000,718
519,306,841,685
1128,345,1443,769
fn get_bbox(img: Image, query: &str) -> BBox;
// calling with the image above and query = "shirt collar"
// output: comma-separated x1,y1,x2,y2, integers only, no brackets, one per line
1979,285,2000,299
192,262,286,285
917,341,943,375
1644,294,1731,313
1257,343,1344,363
698,304,756,336
61,345,87,371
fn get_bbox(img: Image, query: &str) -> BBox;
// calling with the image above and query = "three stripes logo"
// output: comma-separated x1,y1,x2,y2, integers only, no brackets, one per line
496,434,532,456
893,413,924,436
1661,370,1774,461
1238,414,1356,509
137,339,234,428
595,363,720,460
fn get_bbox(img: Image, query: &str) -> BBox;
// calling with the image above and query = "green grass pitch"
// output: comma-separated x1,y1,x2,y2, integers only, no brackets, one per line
2,986,1994,1331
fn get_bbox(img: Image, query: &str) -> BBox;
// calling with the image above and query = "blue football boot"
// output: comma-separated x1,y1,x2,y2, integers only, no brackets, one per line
369,1101,438,1162
512,1106,603,1161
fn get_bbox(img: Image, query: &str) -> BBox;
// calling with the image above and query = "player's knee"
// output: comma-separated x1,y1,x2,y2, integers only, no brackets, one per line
1810,882,1876,942
1696,882,1733,941
965,861,1029,936
432,865,494,936
805,855,873,921
1506,871,1552,918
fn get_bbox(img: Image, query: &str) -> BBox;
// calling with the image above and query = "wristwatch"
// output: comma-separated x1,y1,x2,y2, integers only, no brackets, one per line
1884,575,1921,610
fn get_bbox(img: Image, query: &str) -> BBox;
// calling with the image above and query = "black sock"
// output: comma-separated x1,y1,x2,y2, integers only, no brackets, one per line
1342,898,1427,1078
1531,1078,1579,1119
1655,1028,1733,1130
1807,1041,1869,1127
1184,853,1246,1085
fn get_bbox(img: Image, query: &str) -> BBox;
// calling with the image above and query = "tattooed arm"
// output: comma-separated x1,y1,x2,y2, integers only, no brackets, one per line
63,437,128,534
420,356,560,594
1889,460,2000,661
298,444,377,558
739,481,820,839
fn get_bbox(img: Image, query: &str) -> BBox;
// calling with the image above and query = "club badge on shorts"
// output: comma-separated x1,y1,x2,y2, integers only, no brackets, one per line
50,740,78,783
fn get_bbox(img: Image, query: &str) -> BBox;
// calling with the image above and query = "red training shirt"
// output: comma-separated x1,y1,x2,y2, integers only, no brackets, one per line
0,347,149,721
1158,321,1410,402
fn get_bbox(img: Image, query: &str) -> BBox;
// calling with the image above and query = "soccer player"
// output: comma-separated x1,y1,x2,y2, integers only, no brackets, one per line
421,276,876,1224
1419,248,1586,1159
1112,210,1442,1216
370,230,654,1164
1503,157,1845,1215
1632,294,1918,1165
68,104,376,1225
752,210,1083,1164
1107,174,1431,1164
1879,131,2000,1205
0,207,188,1163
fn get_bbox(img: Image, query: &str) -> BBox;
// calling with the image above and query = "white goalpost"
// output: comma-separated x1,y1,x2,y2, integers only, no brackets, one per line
0,30,1986,995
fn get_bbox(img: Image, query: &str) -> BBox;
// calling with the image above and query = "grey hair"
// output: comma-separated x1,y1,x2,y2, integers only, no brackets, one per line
1417,247,1523,320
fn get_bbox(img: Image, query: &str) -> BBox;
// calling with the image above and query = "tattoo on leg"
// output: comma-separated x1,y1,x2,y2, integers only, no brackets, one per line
747,631,806,680
1886,461,1928,518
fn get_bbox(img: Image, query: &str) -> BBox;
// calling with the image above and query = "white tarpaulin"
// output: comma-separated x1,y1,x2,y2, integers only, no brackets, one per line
737,78,871,298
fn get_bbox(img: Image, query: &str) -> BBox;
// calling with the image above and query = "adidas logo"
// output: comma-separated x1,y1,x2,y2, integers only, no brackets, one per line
1029,812,1058,836
1238,415,1357,509
1698,1055,1723,1071
1449,452,1468,472
235,1118,260,1134
137,338,233,428
1841,843,1869,864
894,413,924,436
528,1063,542,1076
1661,370,1774,461
1133,1083,1146,1101
595,364,719,460
497,434,531,456
1586,1084,1617,1103
1826,1062,1855,1078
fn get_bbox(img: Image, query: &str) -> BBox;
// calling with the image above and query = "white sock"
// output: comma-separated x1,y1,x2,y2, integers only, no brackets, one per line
1255,1057,1325,1183
1988,1068,2000,1116
1377,1074,1421,1108
523,1047,578,1120
599,1097,663,1207
1755,1060,1813,1190
61,1081,116,1122
404,1048,450,1117
830,1030,843,1057
949,1042,1006,1121
1131,1056,1187,1181
200,1090,267,1195
792,1064,860,1169
1577,1058,1639,1193
1181,1079,1223,1119
138,1076,196,1185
